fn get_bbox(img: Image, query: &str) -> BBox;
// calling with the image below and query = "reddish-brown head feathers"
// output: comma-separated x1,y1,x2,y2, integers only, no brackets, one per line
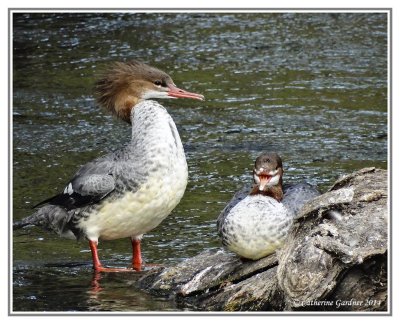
94,60,172,123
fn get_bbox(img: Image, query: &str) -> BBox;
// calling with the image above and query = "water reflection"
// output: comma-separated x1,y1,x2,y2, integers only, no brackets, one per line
13,263,177,312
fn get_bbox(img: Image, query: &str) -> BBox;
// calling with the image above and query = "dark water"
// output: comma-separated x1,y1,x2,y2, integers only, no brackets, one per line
12,12,388,312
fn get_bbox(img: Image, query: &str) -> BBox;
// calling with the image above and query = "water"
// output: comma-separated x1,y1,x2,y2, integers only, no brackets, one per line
12,12,388,312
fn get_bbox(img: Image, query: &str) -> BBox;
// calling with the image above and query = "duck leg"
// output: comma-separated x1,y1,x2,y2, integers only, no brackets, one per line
131,237,142,271
89,240,103,271
131,237,164,270
89,240,135,272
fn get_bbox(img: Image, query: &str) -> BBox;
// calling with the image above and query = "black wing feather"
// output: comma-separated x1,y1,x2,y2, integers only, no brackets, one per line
33,191,113,210
33,174,116,211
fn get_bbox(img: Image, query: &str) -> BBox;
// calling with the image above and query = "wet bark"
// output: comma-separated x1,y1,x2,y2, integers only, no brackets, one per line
137,168,388,312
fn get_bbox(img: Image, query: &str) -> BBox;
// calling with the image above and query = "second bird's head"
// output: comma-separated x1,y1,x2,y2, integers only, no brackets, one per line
94,60,204,123
253,153,284,192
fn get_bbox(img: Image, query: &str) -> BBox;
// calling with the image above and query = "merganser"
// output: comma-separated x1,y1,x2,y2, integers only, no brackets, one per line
13,60,204,272
217,153,319,260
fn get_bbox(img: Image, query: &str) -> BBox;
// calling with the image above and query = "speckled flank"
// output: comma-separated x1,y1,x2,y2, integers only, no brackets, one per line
219,195,293,260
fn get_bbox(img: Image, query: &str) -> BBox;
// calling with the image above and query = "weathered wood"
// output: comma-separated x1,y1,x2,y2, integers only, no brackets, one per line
139,250,277,296
137,168,388,312
277,167,387,311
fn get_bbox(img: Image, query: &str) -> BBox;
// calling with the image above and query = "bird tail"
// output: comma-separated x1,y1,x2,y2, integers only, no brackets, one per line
13,218,33,230
13,205,74,236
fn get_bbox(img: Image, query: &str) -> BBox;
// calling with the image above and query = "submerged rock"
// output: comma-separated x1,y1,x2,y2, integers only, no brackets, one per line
137,168,388,311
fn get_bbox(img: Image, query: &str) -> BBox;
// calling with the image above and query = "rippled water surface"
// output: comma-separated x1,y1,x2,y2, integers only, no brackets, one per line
12,12,388,312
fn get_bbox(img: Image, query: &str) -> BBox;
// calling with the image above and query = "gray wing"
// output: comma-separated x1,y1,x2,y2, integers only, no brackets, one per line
282,182,320,217
16,153,120,238
34,154,117,210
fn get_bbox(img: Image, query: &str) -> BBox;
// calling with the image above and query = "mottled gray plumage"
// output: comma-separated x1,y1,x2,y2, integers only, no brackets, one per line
14,205,72,235
218,195,292,260
70,174,115,197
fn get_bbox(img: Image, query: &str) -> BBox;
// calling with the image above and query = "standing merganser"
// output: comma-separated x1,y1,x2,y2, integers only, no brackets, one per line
217,153,319,260
13,60,204,272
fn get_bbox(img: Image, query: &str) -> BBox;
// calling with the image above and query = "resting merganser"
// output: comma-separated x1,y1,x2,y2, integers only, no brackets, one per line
217,153,319,260
13,60,204,272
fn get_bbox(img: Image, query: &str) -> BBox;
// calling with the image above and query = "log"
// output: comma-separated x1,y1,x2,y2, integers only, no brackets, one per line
137,168,388,311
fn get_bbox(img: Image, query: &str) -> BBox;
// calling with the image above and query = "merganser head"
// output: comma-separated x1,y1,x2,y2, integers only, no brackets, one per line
94,60,204,123
251,152,284,201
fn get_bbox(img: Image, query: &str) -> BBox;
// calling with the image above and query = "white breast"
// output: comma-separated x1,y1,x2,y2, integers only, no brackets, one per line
78,101,188,242
82,166,187,241
221,195,293,260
